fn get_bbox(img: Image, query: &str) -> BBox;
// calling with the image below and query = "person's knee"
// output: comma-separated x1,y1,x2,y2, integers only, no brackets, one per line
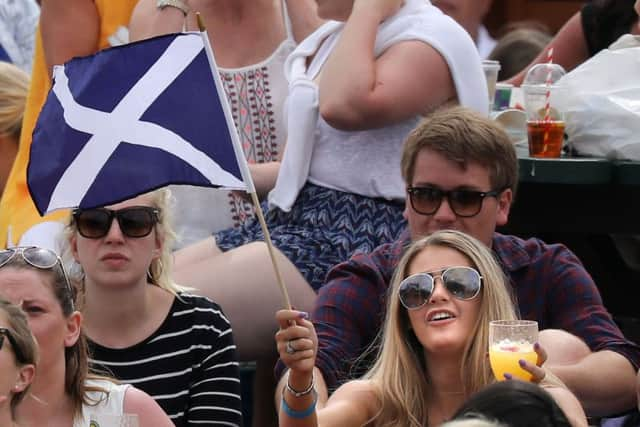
539,329,591,365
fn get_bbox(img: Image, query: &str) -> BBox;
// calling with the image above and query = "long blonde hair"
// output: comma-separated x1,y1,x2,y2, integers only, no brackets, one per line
62,187,182,295
364,230,518,427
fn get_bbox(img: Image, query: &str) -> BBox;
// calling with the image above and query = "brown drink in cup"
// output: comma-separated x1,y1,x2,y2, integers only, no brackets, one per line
527,121,564,158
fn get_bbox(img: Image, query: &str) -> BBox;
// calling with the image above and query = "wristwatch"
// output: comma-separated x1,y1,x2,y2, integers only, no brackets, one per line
156,0,190,17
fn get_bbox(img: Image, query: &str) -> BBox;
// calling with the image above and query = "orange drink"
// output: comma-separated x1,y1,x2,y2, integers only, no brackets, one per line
527,121,564,158
489,340,537,381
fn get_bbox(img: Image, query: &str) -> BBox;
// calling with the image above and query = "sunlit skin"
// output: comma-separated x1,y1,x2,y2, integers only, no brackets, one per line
404,149,512,247
405,245,481,361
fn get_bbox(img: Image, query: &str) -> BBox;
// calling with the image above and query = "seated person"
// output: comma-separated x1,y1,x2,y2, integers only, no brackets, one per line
432,0,496,58
275,230,587,426
172,0,487,377
507,0,640,85
487,23,552,81
0,246,173,426
61,188,242,427
451,380,573,427
0,298,36,427
274,106,640,418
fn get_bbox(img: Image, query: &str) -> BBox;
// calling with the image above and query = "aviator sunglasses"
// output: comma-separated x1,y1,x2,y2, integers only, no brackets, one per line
398,266,482,310
0,246,75,311
0,327,27,363
407,186,505,218
72,206,160,239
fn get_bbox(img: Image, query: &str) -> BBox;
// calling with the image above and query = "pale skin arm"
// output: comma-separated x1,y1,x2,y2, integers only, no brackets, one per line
506,12,589,86
518,332,637,416
40,0,100,75
123,386,176,427
129,0,186,41
275,309,376,427
285,0,325,43
318,0,455,130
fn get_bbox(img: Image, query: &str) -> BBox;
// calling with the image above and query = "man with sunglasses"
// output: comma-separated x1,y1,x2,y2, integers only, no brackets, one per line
274,106,640,418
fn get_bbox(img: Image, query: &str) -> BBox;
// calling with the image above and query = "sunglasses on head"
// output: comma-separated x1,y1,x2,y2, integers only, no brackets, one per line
72,206,160,239
398,266,482,310
407,186,505,218
0,246,75,311
0,327,26,363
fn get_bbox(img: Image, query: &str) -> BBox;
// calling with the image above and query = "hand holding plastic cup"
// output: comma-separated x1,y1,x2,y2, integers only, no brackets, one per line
489,320,539,381
482,60,501,113
522,63,567,158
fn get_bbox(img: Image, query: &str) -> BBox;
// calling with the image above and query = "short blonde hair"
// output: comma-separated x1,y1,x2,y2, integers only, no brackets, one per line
0,62,29,140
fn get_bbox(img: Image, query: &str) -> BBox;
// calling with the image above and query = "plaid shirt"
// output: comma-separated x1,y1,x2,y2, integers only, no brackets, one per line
276,230,640,391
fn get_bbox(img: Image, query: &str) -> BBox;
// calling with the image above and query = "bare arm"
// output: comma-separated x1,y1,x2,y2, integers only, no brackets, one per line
318,0,454,130
123,387,176,427
129,0,187,41
285,0,325,43
544,386,588,427
248,162,281,199
39,0,100,74
549,350,637,416
506,12,589,86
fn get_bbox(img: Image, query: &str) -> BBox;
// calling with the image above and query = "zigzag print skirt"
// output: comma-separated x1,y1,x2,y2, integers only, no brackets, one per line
215,183,406,291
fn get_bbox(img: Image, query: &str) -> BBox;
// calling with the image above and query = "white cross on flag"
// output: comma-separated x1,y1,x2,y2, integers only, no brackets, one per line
27,32,248,215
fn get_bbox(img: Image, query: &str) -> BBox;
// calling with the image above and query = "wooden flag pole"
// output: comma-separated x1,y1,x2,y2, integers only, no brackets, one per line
196,13,292,310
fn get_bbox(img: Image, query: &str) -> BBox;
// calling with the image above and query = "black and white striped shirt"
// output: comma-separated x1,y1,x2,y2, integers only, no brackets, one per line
88,292,242,426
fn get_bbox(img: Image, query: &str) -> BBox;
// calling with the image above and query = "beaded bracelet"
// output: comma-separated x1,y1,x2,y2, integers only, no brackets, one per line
281,388,318,419
286,373,315,398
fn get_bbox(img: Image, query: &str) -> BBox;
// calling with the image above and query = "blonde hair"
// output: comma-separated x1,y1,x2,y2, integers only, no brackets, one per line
0,62,29,140
62,187,183,295
364,230,518,427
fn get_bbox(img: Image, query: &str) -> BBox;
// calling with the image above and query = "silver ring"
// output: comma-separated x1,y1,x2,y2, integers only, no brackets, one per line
285,340,296,355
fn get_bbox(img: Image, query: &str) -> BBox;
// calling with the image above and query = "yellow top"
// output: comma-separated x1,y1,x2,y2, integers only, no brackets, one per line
0,0,137,248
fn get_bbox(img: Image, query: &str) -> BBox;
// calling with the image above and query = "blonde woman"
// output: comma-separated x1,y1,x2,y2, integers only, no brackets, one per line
62,188,242,426
275,230,587,427
0,62,28,197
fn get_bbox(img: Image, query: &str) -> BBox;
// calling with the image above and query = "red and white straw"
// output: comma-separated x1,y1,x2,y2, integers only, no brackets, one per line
542,47,554,150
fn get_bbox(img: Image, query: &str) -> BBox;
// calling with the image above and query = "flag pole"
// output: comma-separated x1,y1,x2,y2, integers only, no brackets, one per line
196,13,292,310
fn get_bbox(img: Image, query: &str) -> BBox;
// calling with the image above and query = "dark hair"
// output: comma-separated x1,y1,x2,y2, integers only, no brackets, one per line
0,255,103,417
401,106,518,198
488,25,552,81
0,298,38,419
452,380,572,427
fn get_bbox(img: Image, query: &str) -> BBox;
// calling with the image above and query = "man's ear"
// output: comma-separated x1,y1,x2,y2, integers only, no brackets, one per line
64,311,83,348
495,188,513,227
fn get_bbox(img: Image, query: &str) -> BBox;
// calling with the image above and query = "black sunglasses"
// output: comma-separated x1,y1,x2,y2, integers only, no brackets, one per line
0,327,27,364
0,247,75,311
407,186,505,218
72,206,160,239
398,266,482,310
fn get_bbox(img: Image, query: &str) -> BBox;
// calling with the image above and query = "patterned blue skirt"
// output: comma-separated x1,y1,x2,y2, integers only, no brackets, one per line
215,183,406,291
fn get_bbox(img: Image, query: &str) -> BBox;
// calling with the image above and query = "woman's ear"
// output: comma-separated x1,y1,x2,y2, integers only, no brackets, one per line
64,311,83,348
14,364,36,393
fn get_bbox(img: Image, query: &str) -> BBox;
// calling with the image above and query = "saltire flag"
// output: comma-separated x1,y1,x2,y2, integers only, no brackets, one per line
27,32,247,216
0,44,11,63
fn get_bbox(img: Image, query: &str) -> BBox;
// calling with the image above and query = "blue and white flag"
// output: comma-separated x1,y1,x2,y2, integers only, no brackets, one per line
27,32,247,215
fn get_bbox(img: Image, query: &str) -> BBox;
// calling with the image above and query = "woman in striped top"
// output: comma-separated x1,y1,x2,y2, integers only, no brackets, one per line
63,188,242,426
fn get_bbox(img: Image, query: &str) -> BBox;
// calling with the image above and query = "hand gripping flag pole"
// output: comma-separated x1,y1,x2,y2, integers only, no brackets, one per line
197,13,292,310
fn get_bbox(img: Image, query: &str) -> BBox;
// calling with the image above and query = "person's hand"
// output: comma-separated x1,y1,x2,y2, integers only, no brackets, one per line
352,0,404,23
275,309,318,376
504,342,548,383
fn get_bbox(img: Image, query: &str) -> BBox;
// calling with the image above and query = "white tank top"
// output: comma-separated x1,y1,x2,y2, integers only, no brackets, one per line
170,1,295,248
73,379,131,427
